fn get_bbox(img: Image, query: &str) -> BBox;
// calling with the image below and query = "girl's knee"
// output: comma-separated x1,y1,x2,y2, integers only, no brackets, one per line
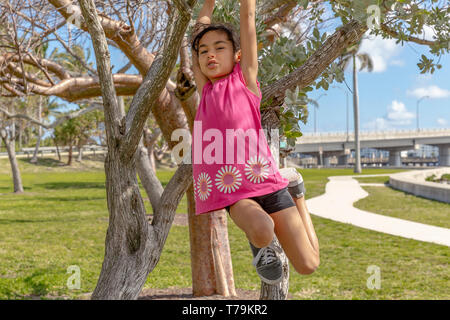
292,256,320,275
247,217,274,248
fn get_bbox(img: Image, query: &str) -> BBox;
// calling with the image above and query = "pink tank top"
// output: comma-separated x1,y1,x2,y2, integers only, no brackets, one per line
192,61,289,215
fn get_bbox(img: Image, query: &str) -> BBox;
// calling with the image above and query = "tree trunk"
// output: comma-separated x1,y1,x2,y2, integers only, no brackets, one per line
31,97,42,164
1,126,24,193
136,138,164,213
149,147,156,172
77,143,83,162
30,133,42,164
352,53,361,173
67,144,73,165
78,0,196,299
54,138,61,161
260,109,289,300
187,182,236,297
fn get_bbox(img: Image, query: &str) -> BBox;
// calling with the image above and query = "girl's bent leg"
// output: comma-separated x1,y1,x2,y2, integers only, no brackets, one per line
292,196,320,254
270,206,320,275
229,199,275,248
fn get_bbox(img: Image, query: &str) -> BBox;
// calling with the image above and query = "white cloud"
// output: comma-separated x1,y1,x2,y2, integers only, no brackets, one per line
363,100,415,130
358,34,403,73
364,117,389,130
386,100,415,124
437,118,448,126
407,85,450,99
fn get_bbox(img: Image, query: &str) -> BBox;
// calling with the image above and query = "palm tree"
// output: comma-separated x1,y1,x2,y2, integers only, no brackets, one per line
338,42,374,173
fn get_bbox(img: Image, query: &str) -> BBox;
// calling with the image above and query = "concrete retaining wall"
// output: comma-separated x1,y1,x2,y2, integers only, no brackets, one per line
389,168,450,203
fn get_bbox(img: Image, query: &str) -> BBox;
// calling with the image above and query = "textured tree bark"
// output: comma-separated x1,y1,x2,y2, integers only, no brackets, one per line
78,0,196,299
187,186,236,297
1,126,24,193
136,139,164,213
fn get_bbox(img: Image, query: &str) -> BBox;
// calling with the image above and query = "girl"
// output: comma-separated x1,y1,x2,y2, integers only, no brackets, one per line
190,0,320,285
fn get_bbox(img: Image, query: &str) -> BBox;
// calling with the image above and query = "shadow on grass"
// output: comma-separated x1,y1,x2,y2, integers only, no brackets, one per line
22,271,51,297
0,186,32,193
36,182,105,190
31,196,105,202
19,157,66,167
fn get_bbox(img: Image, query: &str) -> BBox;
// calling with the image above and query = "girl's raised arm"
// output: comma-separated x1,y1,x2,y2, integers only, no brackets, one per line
239,0,259,96
197,0,215,24
191,0,216,95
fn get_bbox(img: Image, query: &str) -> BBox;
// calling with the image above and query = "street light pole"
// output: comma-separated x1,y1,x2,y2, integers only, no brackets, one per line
314,93,327,134
416,96,429,132
332,86,350,140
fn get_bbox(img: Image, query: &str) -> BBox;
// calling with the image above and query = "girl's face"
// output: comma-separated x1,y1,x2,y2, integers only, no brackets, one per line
198,30,241,83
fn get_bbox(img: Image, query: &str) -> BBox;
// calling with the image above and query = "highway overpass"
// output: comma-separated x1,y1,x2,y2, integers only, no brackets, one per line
294,128,450,166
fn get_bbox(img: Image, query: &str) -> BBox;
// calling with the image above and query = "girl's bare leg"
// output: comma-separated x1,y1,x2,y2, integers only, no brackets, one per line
292,195,320,254
270,204,320,275
229,198,275,248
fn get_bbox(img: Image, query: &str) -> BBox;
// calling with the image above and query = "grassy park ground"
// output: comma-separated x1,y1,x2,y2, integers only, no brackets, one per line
0,156,448,299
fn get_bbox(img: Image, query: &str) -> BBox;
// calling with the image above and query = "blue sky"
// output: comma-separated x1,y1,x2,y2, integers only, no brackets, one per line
303,34,450,134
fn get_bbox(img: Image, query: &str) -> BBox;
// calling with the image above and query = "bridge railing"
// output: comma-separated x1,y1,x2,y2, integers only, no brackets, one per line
298,128,450,142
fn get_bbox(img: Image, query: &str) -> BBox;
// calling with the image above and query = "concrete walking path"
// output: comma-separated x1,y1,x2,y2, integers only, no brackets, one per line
305,174,450,247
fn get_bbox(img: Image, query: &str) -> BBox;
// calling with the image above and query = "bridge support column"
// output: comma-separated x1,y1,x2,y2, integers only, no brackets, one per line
388,149,402,167
338,155,348,165
438,144,450,166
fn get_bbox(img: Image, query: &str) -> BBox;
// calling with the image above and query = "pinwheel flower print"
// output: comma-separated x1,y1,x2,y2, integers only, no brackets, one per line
196,172,212,201
244,155,270,183
215,165,242,194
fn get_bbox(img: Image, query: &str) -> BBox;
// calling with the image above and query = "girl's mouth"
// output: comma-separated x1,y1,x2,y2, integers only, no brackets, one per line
207,63,217,69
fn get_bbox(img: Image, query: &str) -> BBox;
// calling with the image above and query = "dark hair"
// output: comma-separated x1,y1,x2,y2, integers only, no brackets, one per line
191,22,240,56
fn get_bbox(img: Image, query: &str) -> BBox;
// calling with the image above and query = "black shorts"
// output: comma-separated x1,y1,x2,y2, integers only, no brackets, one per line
225,186,295,215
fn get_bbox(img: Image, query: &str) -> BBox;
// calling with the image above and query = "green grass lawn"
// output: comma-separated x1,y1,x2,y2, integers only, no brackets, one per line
353,176,391,184
354,186,450,229
0,158,448,299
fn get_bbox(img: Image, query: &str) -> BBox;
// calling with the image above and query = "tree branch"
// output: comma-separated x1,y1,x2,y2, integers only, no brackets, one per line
0,101,104,129
262,19,368,106
380,23,437,46
78,0,122,143
119,1,194,163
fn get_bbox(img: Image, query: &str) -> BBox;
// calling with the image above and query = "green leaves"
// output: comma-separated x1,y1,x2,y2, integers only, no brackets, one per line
417,54,442,74
279,85,309,147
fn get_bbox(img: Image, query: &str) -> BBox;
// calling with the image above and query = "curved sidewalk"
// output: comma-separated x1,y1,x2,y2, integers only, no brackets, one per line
305,175,450,247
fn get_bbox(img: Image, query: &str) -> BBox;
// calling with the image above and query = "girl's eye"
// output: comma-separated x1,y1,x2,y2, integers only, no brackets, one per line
200,51,207,54
217,47,224,50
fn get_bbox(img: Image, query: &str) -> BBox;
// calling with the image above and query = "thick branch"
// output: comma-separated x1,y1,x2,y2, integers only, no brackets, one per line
119,3,193,163
0,53,71,81
261,19,368,106
0,73,142,102
78,0,121,143
49,0,155,76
